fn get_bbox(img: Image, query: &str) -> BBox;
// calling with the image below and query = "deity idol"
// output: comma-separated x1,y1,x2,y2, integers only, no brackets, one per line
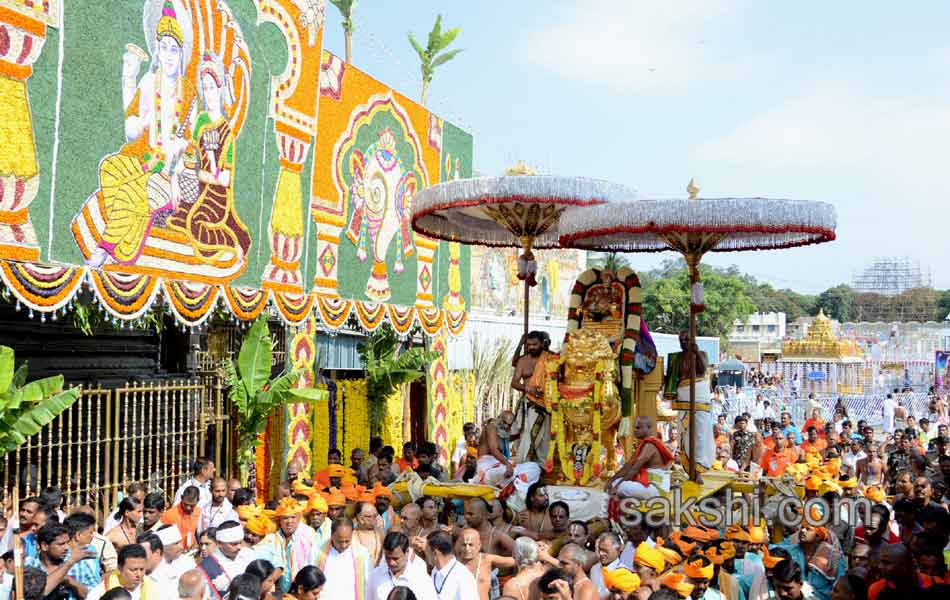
86,1,196,267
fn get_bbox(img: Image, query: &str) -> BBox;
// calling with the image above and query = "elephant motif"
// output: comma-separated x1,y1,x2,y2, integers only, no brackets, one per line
344,128,416,301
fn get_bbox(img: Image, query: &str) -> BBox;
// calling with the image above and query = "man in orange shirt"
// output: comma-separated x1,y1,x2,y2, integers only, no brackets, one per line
396,442,419,474
759,432,795,477
800,428,827,454
161,486,202,551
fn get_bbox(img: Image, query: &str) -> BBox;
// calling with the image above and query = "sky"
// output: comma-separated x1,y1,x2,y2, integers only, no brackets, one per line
320,1,950,294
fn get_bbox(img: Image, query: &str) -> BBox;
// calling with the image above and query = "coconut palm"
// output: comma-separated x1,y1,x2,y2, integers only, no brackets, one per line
328,0,358,64
470,335,514,422
589,252,631,273
408,14,462,106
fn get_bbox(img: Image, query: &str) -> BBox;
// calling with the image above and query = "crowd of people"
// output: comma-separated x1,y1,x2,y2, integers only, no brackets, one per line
3,374,950,600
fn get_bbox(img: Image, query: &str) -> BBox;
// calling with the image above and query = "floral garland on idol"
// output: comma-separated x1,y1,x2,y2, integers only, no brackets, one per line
543,360,605,486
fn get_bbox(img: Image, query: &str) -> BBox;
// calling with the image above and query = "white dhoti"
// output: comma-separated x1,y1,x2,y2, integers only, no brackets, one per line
676,379,715,470
612,468,670,500
476,456,539,489
514,403,551,464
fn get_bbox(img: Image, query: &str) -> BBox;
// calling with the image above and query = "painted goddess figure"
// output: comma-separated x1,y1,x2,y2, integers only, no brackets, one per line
86,0,195,267
167,52,250,263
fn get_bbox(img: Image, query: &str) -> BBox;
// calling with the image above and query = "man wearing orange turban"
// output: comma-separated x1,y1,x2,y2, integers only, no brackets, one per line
603,567,641,594
372,482,400,531
256,497,320,592
684,555,720,600
659,572,695,599
633,541,666,597
326,489,347,520
307,494,330,547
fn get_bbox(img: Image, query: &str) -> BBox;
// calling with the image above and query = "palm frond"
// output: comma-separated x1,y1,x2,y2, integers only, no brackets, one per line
432,48,462,68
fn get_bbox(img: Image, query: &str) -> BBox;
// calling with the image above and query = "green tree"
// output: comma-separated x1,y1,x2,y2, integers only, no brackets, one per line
408,15,462,106
358,326,438,437
0,346,80,451
328,0,357,64
642,264,756,341
225,318,324,484
936,289,950,321
815,284,854,322
588,252,631,273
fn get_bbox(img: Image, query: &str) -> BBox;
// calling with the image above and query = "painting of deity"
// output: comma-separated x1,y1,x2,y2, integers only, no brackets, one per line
71,0,252,282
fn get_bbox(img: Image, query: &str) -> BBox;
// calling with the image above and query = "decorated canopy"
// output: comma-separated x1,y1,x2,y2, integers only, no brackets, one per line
0,0,471,335
559,197,837,252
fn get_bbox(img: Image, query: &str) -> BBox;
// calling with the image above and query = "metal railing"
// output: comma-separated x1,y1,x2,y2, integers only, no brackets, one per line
1,377,230,524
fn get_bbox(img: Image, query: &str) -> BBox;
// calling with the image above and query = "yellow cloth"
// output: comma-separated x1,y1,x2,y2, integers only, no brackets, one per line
839,477,858,489
246,514,276,536
634,542,666,573
818,481,842,496
293,480,318,498
683,558,714,580
747,523,767,545
804,476,822,491
865,485,885,503
98,154,159,263
237,504,262,521
308,495,328,514
603,567,641,593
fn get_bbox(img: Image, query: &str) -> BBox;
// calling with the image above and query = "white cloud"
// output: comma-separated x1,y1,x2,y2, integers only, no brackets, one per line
520,0,743,90
696,88,950,184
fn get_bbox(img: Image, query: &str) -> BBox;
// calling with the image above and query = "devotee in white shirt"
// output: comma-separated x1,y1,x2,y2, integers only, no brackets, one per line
139,532,176,598
175,458,216,510
200,478,240,531
198,521,256,597
316,517,373,600
589,532,624,600
153,525,196,589
368,531,437,600
428,530,479,600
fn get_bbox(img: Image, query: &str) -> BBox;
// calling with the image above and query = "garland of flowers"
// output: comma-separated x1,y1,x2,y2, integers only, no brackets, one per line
543,358,607,485
327,381,338,451
580,374,604,486
312,383,330,472
382,390,403,451
341,380,369,460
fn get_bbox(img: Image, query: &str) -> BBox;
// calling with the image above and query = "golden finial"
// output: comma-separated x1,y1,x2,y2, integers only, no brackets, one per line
505,161,538,176
687,178,700,200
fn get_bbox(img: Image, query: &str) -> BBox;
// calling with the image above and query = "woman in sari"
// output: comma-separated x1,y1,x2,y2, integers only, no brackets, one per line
170,51,250,265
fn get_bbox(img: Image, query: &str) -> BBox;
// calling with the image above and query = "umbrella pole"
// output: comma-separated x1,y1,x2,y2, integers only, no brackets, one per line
685,253,703,482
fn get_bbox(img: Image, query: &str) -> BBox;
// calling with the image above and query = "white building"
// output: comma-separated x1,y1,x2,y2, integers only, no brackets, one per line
728,312,786,364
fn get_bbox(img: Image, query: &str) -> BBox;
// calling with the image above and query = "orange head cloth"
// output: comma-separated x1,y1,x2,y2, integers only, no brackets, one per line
804,476,822,491
272,497,306,518
724,525,750,543
308,494,328,514
327,464,346,478
746,523,767,545
659,572,695,599
237,504,262,521
683,558,715,581
865,485,885,503
341,482,359,502
356,490,376,504
325,489,346,508
634,542,666,573
373,482,393,500
704,544,729,565
292,480,317,498
603,567,641,593
761,546,783,568
245,514,276,536
682,525,717,543
669,531,697,556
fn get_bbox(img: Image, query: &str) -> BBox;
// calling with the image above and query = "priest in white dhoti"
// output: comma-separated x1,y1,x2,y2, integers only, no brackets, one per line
197,521,255,597
664,331,715,471
316,517,373,600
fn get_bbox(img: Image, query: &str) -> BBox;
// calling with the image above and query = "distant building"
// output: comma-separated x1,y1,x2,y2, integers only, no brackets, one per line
728,312,786,363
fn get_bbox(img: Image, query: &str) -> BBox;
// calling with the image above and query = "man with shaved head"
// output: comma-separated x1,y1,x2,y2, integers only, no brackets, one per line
456,528,515,600
462,498,514,557
606,416,674,500
178,569,207,599
869,543,931,599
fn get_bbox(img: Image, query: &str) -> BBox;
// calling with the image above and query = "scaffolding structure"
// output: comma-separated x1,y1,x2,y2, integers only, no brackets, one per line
852,257,935,322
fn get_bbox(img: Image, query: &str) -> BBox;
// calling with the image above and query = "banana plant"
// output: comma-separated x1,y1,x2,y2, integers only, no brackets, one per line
358,326,438,436
0,346,80,451
225,317,325,485
408,14,463,106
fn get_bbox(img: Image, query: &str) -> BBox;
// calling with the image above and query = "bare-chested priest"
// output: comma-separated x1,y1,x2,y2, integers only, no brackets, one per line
606,416,674,499
510,331,555,464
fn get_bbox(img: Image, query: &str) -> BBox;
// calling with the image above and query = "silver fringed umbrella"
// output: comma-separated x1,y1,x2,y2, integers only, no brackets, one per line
559,181,837,480
412,163,636,337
